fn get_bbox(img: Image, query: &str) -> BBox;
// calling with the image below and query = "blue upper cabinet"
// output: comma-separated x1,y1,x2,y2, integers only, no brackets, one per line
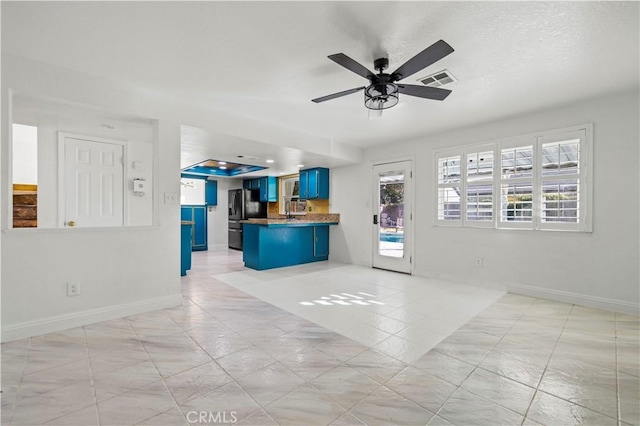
244,177,277,202
205,179,217,205
259,177,278,202
299,167,329,200
243,178,261,190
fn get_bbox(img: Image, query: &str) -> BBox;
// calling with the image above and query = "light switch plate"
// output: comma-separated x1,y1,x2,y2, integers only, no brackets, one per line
164,192,179,205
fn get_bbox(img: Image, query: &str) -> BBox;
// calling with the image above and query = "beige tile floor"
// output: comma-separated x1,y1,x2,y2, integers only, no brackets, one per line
1,247,638,425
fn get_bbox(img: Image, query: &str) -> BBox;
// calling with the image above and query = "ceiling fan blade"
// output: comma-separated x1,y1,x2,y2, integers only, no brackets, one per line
391,40,454,82
398,84,452,101
328,53,376,80
312,86,366,103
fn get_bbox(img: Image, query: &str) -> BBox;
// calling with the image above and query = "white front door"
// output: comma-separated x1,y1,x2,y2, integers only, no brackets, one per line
64,136,124,228
372,160,413,274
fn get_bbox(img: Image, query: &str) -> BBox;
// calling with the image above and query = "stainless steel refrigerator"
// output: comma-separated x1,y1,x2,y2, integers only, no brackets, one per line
228,188,267,250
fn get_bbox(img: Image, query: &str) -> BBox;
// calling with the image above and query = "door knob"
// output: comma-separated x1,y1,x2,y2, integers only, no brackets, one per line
67,221,76,227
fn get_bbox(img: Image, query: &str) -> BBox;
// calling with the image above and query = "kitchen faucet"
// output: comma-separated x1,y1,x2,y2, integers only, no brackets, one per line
285,200,292,219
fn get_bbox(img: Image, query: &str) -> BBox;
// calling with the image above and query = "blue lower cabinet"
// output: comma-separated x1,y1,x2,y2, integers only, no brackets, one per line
313,226,329,258
191,207,207,250
180,223,192,276
180,206,208,251
243,223,333,270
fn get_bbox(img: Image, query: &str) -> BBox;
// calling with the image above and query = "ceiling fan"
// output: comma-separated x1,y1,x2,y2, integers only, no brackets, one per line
312,40,455,115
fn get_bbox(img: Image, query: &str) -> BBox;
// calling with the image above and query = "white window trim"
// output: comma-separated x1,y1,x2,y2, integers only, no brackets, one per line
435,124,593,233
536,128,591,232
498,137,536,230
435,149,463,227
464,144,496,229
435,145,498,228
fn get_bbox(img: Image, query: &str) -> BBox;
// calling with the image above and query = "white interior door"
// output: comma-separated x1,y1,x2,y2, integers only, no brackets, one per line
372,160,413,274
64,136,124,227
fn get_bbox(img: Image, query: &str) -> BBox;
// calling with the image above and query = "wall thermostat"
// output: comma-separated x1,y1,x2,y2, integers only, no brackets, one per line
132,178,147,196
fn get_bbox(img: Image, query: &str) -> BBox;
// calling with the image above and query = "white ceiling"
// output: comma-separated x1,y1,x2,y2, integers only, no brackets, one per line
180,125,358,176
2,1,639,172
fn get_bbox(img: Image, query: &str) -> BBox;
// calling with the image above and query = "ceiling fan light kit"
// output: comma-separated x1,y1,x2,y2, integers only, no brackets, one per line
363,57,398,111
364,83,399,110
312,40,455,112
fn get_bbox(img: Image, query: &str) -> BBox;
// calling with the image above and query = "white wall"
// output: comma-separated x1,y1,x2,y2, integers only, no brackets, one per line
33,120,154,228
2,54,345,341
1,56,183,341
331,90,640,314
11,98,157,229
126,141,154,227
329,161,371,266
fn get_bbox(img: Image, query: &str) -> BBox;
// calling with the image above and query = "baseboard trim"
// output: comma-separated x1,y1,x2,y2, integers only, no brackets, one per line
208,243,229,249
1,294,183,343
506,283,639,316
415,269,638,316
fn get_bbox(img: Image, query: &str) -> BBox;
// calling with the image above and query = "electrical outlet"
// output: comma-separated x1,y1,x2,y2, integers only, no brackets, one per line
67,283,80,297
163,192,179,205
474,257,483,268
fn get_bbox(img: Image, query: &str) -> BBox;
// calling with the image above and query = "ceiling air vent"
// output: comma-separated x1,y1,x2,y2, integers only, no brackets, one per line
418,70,457,88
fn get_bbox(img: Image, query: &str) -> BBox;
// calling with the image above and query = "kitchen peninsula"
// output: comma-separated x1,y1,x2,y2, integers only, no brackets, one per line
242,214,339,270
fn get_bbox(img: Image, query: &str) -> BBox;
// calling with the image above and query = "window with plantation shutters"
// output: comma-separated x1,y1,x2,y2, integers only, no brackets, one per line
436,145,496,228
435,124,592,232
437,154,462,224
537,130,585,231
466,148,494,225
499,140,535,229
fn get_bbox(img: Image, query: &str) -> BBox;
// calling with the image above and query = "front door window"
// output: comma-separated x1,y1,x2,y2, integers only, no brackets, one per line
378,171,405,258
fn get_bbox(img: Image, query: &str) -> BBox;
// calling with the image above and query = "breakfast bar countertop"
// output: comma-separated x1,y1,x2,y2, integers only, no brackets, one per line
241,213,340,226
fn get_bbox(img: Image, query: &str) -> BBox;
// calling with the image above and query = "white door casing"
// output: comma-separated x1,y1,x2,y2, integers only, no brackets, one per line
372,160,413,274
61,135,124,228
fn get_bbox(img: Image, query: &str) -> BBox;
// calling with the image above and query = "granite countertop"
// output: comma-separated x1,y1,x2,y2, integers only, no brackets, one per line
242,213,340,226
